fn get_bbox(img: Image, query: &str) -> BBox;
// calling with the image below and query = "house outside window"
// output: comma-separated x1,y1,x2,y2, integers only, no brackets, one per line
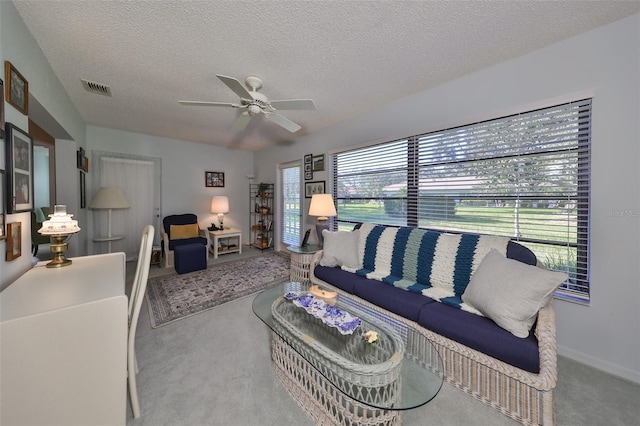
331,99,591,301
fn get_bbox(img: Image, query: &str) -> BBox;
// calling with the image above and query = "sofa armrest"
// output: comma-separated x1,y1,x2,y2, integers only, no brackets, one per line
533,301,558,390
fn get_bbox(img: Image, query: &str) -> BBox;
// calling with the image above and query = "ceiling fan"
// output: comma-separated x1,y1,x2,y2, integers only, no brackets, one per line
179,74,316,133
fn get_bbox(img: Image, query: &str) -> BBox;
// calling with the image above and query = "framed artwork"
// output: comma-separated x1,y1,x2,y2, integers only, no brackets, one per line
77,147,85,169
5,61,29,115
305,180,325,198
80,171,86,208
6,222,22,261
5,123,33,213
0,78,5,139
205,171,225,187
312,154,325,172
304,154,312,164
304,171,313,180
0,171,5,240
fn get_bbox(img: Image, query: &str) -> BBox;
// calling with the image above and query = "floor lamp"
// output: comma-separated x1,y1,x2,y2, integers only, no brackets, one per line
89,187,130,253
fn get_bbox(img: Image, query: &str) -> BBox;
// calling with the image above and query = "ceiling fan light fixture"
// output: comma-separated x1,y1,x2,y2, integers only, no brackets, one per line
248,104,262,115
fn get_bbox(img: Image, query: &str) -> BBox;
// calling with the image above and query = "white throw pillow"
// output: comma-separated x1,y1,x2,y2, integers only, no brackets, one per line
462,249,568,338
320,229,360,269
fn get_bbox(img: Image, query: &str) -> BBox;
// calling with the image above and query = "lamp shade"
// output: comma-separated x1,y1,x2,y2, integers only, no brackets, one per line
211,196,229,214
308,194,337,219
89,187,130,209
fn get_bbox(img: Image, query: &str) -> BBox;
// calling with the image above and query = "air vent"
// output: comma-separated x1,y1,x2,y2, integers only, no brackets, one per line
81,79,112,97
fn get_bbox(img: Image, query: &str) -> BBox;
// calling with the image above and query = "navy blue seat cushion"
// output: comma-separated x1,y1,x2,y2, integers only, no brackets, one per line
168,236,207,251
353,278,436,322
417,302,540,373
174,243,207,274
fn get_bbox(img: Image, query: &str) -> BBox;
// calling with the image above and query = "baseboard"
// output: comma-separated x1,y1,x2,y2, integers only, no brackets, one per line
558,345,640,384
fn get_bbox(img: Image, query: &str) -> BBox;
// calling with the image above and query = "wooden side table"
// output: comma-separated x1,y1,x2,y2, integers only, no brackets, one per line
209,228,242,259
287,244,322,283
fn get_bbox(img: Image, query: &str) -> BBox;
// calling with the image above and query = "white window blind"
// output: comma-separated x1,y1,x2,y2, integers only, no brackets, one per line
332,99,591,300
281,165,301,246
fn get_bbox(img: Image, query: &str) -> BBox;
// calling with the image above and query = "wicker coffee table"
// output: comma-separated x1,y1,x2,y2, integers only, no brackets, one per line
253,282,444,426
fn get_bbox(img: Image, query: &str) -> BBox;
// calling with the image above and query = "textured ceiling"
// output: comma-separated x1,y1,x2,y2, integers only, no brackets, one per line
12,0,640,151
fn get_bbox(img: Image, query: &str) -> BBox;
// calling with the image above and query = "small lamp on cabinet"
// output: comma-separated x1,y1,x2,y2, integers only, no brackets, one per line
308,194,337,248
211,196,229,230
38,205,81,268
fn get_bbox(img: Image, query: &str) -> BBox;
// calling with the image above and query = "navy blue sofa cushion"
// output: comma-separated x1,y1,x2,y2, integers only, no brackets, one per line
313,238,541,373
417,302,540,373
314,265,360,293
353,278,436,323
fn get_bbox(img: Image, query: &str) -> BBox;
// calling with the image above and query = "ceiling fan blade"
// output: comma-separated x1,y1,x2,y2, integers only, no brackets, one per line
269,99,316,110
233,112,253,131
266,112,302,133
216,74,254,100
178,100,244,108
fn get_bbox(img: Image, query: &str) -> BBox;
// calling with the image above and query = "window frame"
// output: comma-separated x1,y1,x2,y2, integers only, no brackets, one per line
331,99,592,302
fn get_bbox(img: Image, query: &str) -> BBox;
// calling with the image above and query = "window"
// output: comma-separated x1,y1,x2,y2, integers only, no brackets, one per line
281,164,302,246
332,99,591,300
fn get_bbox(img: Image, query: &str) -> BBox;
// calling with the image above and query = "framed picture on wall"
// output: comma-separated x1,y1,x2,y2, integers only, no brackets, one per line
6,221,21,261
0,78,5,139
305,180,325,198
80,171,86,208
5,123,34,213
205,171,225,187
0,170,5,240
312,154,325,171
5,61,29,115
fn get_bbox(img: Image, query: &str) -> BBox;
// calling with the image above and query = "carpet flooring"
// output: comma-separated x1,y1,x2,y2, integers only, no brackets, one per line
146,251,289,327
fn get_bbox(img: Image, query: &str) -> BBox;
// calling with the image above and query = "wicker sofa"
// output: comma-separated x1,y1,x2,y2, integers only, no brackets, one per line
309,223,565,425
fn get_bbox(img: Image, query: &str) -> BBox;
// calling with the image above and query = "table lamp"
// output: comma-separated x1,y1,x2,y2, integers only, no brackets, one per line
211,196,229,229
89,187,130,253
38,205,81,268
308,194,337,248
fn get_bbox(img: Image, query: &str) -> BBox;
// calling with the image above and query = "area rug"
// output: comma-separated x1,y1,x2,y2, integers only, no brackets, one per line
146,252,290,328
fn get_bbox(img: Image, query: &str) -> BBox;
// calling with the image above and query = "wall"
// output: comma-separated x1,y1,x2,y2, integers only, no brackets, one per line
0,1,86,288
255,14,640,382
85,126,254,248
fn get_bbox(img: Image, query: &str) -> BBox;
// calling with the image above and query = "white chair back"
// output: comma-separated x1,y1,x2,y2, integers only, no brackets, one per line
128,224,154,418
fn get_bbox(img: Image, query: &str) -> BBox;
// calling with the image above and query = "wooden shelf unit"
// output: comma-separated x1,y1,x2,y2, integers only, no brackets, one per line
250,183,274,251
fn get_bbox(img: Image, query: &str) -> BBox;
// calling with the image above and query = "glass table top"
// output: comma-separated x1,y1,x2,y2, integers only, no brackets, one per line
253,282,444,411
286,244,322,254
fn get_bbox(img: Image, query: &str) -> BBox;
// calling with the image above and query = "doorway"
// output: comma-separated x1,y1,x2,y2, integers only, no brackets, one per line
29,119,56,220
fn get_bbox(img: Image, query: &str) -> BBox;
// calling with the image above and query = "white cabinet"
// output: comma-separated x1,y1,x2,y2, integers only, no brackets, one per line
1,253,127,426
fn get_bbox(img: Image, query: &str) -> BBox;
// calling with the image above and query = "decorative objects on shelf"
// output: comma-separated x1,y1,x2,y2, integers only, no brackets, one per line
210,196,229,229
89,187,130,253
308,193,336,248
250,183,274,251
5,61,29,115
38,205,81,268
5,123,33,213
